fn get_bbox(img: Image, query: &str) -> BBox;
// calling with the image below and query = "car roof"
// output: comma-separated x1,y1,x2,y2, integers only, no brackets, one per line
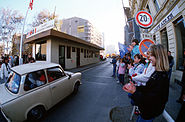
11,62,60,75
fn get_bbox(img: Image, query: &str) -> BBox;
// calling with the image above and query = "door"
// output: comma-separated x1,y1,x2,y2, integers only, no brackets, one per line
59,46,65,69
77,48,80,67
47,67,71,106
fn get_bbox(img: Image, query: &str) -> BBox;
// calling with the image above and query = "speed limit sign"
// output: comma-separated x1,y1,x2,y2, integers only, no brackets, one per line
135,11,153,28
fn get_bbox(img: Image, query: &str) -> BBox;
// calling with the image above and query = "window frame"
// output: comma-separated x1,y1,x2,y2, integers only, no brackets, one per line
67,46,71,59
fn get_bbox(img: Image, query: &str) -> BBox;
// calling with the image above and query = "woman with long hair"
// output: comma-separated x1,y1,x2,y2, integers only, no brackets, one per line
123,44,169,122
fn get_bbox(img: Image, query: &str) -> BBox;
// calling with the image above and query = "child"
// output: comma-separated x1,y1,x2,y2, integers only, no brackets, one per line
118,58,126,85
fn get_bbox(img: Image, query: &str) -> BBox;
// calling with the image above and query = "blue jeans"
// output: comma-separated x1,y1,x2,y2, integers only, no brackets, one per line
136,115,154,122
119,74,125,85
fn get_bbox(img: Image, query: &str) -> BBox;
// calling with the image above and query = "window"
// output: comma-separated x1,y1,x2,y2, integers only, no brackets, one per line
24,70,46,91
87,50,89,58
5,72,21,94
67,46,71,59
72,47,75,52
81,48,83,53
84,49,86,58
146,4,151,13
35,41,46,61
153,0,160,12
173,16,185,71
46,67,65,82
160,28,168,51
153,34,156,41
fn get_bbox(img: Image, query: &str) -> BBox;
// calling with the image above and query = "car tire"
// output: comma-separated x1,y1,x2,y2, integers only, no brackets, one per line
27,106,45,121
73,82,80,95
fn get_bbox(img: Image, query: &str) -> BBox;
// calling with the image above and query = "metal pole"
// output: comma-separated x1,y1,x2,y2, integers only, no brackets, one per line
19,7,29,65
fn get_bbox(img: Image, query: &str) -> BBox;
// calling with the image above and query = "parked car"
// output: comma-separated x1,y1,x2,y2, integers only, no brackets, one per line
0,62,81,122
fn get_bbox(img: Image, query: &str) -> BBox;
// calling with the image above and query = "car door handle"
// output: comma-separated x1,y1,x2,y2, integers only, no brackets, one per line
51,86,56,89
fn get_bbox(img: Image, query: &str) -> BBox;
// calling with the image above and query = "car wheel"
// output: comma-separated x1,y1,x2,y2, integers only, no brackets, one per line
73,82,80,95
27,106,45,121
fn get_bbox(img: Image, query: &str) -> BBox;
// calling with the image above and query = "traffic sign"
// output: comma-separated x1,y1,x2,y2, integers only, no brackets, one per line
135,11,153,28
139,39,155,57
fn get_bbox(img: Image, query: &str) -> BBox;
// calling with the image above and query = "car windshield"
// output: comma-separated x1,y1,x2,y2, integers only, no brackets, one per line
5,72,21,94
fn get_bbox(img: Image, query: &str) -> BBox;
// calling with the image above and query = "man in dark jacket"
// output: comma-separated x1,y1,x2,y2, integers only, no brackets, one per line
168,51,174,80
110,56,117,77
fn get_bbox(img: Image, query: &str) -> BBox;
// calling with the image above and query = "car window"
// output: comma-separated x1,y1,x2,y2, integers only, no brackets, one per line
5,72,21,94
24,70,46,91
46,67,65,82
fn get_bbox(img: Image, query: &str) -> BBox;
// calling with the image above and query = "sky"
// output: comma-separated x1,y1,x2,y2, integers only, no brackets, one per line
0,0,129,53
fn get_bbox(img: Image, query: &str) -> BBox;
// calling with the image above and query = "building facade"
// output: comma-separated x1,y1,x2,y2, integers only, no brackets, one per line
61,17,104,48
124,7,141,46
25,29,103,69
128,0,185,82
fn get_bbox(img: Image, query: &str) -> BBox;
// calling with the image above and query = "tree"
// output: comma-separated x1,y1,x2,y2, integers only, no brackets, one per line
0,8,24,54
31,9,58,27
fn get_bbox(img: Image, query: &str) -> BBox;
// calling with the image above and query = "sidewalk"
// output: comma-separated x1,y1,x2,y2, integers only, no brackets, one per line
66,60,108,73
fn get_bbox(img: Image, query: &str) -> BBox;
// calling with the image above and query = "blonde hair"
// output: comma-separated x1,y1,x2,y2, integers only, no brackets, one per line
149,44,169,71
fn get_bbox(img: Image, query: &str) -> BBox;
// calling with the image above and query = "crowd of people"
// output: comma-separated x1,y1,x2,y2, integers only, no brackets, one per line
0,53,35,84
110,39,185,122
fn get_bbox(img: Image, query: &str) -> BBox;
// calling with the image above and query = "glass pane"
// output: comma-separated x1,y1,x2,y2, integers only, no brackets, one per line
47,67,65,82
5,72,21,94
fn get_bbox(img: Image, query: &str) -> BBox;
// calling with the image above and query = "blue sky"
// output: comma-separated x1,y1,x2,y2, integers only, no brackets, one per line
0,0,129,51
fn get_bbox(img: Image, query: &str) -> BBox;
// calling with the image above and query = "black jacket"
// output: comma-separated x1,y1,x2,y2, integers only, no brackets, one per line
131,71,169,119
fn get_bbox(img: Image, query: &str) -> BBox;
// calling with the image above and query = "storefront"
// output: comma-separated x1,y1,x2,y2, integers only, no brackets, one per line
25,29,104,69
149,1,185,82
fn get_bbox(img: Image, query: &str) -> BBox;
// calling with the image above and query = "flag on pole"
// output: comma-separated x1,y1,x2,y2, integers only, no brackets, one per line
29,0,33,10
118,42,129,58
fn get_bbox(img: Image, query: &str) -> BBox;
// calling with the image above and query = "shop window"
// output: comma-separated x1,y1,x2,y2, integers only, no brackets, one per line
160,28,169,51
153,0,160,12
173,16,185,71
84,49,86,58
67,46,71,59
35,41,46,61
72,47,75,52
81,48,83,53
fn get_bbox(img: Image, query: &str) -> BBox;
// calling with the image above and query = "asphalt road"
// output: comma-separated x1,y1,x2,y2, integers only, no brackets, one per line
41,59,182,122
41,60,134,122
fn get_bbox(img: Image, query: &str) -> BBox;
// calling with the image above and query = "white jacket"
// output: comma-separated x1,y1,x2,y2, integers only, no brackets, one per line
1,63,11,79
132,62,155,86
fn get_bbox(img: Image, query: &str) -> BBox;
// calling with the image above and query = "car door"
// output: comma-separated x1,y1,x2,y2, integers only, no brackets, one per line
46,67,71,106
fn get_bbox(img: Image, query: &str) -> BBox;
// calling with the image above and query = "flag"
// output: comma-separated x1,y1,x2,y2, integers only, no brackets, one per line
118,42,129,58
29,0,33,10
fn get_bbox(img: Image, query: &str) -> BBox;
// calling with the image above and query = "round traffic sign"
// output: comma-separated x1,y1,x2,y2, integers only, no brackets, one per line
135,11,153,28
139,39,155,57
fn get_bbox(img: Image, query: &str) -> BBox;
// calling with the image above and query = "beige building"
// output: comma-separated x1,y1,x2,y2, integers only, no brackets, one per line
129,0,185,82
25,29,103,69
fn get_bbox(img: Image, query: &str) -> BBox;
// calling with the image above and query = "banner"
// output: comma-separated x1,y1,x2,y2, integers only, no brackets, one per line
118,42,129,58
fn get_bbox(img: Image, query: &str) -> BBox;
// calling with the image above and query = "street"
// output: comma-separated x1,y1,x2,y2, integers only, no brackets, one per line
40,60,182,122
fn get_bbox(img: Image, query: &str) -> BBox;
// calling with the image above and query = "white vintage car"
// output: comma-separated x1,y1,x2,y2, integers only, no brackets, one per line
0,62,81,122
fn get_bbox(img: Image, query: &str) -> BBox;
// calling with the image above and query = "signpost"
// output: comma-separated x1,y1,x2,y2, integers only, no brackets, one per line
139,38,155,57
135,11,153,28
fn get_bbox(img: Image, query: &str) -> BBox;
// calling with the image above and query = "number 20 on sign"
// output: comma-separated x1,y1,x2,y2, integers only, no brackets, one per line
135,11,153,28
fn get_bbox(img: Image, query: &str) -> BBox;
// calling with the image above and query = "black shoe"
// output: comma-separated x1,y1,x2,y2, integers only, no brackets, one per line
176,99,183,104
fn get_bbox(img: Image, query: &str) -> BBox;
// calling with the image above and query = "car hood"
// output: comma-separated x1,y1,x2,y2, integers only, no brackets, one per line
0,84,17,105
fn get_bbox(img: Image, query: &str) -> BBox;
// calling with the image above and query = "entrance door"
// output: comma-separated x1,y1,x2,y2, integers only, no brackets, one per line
59,46,65,69
76,48,80,67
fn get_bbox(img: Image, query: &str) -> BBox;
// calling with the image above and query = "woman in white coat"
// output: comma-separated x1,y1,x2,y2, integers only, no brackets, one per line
1,57,11,83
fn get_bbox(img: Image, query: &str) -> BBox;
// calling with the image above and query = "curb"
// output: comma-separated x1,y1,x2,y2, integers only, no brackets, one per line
67,60,108,73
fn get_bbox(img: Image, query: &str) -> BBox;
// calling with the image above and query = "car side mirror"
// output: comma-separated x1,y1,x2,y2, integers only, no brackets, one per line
68,74,71,79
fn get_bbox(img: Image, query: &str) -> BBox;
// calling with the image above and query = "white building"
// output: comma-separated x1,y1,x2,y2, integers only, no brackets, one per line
61,17,104,48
